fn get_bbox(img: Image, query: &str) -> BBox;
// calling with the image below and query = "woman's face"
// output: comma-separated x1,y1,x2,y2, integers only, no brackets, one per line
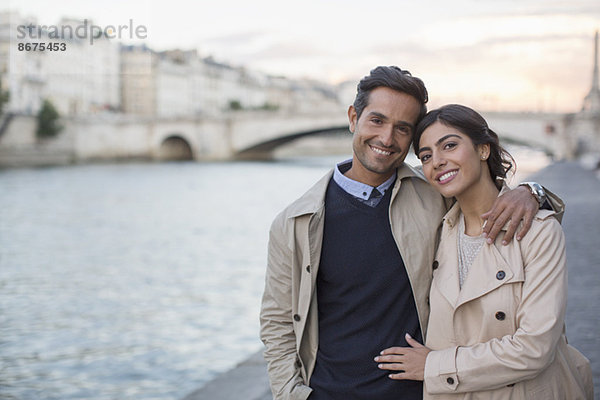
417,121,489,199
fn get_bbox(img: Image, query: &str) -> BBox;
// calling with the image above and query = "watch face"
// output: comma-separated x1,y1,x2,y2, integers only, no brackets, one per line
531,184,545,203
522,182,545,204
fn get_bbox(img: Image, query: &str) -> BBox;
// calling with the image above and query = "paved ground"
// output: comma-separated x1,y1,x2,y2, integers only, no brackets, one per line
181,350,271,400
528,161,600,399
183,161,599,400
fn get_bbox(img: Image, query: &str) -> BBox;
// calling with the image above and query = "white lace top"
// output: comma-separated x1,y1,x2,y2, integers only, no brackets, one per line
457,214,485,288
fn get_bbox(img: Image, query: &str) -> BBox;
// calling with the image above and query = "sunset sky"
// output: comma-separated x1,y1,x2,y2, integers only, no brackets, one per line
7,0,600,113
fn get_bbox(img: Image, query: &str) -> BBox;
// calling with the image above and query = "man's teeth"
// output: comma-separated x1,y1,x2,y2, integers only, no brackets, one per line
438,171,458,181
371,146,391,156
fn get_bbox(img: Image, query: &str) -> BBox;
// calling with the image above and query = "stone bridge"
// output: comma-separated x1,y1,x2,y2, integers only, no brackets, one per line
72,111,349,162
0,110,566,166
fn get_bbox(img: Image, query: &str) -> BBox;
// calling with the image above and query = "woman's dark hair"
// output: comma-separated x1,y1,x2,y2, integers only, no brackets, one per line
413,104,515,188
353,66,429,122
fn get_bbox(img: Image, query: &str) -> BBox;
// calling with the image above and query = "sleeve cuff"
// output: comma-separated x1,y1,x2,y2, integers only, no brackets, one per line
289,383,312,400
424,346,460,394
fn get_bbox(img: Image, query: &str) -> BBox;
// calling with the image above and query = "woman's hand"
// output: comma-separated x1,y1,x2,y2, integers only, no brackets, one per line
375,333,431,381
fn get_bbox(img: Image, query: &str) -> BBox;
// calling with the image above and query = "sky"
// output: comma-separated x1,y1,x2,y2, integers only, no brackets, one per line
6,0,600,113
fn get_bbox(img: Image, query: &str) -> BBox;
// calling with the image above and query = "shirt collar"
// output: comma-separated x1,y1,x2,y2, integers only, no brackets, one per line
333,159,397,201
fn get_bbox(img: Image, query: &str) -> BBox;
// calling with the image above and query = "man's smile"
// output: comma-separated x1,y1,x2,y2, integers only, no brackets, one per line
369,145,393,156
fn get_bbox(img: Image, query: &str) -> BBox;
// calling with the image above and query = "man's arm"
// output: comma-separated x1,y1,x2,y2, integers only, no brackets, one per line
481,184,564,245
411,165,564,244
260,215,311,400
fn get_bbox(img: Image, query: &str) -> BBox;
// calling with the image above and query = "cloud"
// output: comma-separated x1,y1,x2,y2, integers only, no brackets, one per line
246,41,325,60
478,33,592,46
472,1,600,18
203,30,271,46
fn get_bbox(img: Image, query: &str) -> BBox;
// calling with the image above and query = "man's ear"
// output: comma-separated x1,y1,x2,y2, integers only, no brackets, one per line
348,105,357,134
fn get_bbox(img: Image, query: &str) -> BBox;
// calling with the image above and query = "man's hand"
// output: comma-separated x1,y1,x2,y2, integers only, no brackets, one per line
481,186,538,245
375,334,430,381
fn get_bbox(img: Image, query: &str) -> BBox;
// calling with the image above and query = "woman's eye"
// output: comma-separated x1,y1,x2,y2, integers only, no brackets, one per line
443,142,457,150
421,154,431,162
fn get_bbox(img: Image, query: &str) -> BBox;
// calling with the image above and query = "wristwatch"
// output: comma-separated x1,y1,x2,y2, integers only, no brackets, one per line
519,182,546,207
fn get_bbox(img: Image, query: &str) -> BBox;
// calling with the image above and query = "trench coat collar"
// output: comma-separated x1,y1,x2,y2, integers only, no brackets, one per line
392,162,427,188
286,162,424,219
434,218,521,309
286,170,332,218
436,183,530,309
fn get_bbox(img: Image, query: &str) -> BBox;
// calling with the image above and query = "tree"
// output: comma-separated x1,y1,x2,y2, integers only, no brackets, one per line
36,99,62,138
0,78,9,115
228,99,243,111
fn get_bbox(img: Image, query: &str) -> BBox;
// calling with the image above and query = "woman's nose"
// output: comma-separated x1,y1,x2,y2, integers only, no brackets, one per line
432,152,446,168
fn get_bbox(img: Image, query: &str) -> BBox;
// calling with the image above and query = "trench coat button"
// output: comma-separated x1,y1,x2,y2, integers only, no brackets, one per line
306,265,310,273
446,377,454,385
496,270,506,280
495,311,506,321
432,261,439,270
293,314,301,322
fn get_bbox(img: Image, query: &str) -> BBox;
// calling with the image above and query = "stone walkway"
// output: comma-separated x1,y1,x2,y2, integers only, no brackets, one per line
181,350,271,400
528,161,600,399
182,161,599,400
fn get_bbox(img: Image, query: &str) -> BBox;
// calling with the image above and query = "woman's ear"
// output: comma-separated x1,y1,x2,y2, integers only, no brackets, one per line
479,144,490,161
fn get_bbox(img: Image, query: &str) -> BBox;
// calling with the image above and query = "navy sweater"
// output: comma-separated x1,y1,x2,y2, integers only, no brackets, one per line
309,179,422,400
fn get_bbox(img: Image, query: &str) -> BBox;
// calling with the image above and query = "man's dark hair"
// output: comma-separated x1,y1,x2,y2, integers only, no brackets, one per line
353,66,429,122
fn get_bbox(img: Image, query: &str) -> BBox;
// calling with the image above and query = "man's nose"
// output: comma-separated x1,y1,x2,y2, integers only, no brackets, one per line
380,125,394,146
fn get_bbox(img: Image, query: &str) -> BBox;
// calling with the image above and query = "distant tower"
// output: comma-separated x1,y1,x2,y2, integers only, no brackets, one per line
582,30,600,114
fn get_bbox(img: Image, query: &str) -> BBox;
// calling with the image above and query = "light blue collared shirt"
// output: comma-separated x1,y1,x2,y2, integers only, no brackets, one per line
332,159,396,207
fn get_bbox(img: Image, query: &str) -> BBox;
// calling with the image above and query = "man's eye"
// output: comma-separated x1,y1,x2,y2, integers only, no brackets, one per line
371,118,382,124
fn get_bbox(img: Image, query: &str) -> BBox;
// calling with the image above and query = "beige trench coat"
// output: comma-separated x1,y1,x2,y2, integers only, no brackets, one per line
424,196,593,399
260,164,447,400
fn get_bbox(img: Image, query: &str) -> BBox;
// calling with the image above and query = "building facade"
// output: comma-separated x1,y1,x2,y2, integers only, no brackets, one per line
1,12,121,116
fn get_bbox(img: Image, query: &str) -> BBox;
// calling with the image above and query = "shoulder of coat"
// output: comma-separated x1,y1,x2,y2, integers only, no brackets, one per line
533,208,558,222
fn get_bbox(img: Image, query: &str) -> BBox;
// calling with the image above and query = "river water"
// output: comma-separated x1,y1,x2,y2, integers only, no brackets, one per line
0,149,548,400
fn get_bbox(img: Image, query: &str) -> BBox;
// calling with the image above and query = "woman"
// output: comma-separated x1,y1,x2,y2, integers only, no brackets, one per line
375,104,593,399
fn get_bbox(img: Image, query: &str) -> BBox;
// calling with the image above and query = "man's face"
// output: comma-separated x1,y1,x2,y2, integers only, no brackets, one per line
346,87,422,187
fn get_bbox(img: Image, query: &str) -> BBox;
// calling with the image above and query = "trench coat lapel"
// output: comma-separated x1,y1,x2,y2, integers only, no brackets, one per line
433,233,461,309
290,176,328,342
456,242,515,309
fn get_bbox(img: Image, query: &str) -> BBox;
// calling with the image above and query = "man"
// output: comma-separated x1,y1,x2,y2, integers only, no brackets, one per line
260,66,561,400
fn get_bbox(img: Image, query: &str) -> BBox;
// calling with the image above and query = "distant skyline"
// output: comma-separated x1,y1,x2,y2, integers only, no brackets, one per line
6,0,600,112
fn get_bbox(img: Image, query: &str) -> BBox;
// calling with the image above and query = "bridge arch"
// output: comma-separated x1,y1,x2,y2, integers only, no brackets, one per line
235,126,349,159
157,135,194,161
